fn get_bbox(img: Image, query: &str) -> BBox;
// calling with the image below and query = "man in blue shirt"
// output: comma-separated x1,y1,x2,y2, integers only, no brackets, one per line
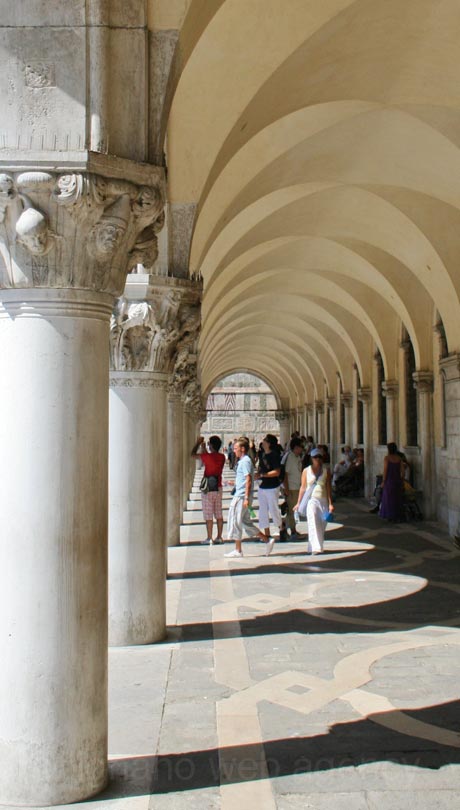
224,438,268,558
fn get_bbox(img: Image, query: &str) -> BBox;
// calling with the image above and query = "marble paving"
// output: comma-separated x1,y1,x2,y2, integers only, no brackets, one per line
19,472,460,810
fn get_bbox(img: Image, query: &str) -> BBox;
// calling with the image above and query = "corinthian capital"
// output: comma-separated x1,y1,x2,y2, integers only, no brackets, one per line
110,274,202,375
0,158,165,295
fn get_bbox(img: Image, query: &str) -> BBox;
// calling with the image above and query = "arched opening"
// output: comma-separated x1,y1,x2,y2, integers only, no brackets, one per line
201,372,280,448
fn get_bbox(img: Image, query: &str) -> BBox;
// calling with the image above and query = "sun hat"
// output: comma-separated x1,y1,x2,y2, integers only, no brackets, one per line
310,448,323,458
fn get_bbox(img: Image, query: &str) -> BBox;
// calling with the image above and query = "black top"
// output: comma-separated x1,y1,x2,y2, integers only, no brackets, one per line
259,449,281,489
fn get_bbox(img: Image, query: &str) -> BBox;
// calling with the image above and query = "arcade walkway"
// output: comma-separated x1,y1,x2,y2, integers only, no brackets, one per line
22,476,460,810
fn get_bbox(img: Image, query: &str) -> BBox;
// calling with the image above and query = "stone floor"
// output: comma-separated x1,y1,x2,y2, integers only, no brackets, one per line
17,472,460,809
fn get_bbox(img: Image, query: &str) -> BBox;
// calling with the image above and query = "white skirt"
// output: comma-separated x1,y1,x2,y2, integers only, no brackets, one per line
306,497,327,553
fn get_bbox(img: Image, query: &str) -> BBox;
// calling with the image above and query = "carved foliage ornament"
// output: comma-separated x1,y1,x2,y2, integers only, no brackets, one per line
110,291,201,378
0,171,165,293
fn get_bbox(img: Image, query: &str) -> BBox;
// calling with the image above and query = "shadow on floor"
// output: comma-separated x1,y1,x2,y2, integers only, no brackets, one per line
100,700,460,798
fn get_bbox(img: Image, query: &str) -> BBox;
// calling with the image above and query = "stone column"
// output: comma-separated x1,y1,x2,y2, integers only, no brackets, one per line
109,369,168,644
108,275,201,643
315,400,325,442
0,164,164,805
382,379,399,444
342,392,354,446
327,396,337,462
358,387,373,497
439,355,460,536
413,371,436,519
276,411,291,447
167,391,184,546
306,403,314,437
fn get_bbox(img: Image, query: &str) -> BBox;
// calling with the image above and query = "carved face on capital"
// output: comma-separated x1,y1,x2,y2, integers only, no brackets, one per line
93,221,125,258
15,207,53,255
0,174,15,200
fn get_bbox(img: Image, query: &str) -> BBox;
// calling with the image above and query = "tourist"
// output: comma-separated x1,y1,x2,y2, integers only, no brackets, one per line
379,442,405,522
283,437,305,540
294,447,334,554
191,435,226,544
227,440,235,470
224,438,267,558
332,445,355,488
256,433,283,555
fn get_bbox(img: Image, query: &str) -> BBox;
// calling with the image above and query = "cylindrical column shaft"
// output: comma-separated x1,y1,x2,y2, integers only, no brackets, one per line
109,371,168,645
358,389,373,497
413,372,435,519
167,393,183,547
0,289,111,806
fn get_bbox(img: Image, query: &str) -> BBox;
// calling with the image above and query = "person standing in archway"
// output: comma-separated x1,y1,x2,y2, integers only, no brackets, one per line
379,442,405,522
295,448,334,554
256,434,283,555
191,435,226,544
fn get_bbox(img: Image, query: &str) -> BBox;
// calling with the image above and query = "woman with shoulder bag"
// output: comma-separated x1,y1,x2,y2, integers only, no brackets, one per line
294,448,334,555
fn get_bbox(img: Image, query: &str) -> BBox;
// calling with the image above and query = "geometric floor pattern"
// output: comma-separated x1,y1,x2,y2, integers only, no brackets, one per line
18,471,460,810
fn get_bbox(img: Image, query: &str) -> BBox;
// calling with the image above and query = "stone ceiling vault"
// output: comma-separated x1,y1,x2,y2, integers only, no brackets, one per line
163,0,460,407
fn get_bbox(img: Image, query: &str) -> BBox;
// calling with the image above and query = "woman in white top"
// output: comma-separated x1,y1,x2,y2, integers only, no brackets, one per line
294,448,334,554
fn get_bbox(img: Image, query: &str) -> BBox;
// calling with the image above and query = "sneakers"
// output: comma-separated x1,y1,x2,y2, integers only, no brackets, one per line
265,537,276,556
290,532,305,541
200,538,212,545
224,549,243,558
212,537,223,545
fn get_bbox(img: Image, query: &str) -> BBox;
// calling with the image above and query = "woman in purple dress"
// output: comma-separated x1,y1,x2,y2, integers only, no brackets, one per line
379,443,405,522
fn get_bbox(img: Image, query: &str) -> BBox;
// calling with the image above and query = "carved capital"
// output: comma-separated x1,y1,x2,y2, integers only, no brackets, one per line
357,387,372,404
382,379,399,399
182,378,203,412
110,276,201,375
439,353,460,384
275,410,290,423
0,163,165,295
412,370,434,394
341,392,353,408
306,404,314,414
326,396,337,410
315,400,324,414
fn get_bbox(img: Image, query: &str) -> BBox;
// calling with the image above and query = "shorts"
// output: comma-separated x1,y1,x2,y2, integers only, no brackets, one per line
202,489,223,520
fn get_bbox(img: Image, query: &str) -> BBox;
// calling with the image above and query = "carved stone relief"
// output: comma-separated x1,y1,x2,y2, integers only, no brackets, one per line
0,170,165,294
110,280,201,378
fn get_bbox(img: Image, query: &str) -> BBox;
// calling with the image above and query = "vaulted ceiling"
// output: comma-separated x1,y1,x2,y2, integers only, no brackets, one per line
161,0,460,406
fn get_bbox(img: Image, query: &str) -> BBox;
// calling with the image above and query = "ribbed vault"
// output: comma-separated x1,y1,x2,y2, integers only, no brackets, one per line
165,0,460,408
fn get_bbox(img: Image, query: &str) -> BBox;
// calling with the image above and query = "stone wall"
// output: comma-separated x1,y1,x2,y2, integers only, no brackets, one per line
201,375,279,445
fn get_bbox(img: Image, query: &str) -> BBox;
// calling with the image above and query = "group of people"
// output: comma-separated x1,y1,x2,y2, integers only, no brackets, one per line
191,432,335,558
192,431,421,557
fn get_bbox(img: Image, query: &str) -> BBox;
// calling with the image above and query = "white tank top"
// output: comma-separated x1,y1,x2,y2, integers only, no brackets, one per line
306,466,327,500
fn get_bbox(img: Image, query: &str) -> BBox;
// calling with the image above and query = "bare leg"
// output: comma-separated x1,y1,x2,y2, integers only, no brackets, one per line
206,519,213,540
216,517,224,539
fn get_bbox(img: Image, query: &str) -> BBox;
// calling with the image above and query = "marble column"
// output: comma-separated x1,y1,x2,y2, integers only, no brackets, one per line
109,370,168,644
306,403,314,437
167,391,184,546
439,355,460,536
0,165,164,805
358,387,373,497
276,411,291,447
413,371,436,519
315,400,325,443
342,392,354,446
382,379,399,444
108,275,201,644
327,396,337,462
